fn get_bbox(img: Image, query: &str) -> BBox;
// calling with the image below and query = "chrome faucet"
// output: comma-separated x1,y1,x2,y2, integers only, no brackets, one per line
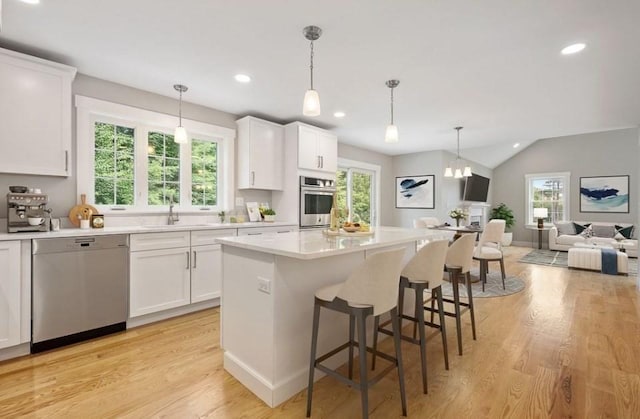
168,196,179,225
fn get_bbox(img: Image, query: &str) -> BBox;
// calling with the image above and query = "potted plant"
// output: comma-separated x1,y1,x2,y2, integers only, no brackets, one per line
490,203,515,246
262,208,276,222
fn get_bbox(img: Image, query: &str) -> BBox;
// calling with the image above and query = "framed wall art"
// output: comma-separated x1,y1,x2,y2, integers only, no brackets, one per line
395,175,435,209
579,175,629,213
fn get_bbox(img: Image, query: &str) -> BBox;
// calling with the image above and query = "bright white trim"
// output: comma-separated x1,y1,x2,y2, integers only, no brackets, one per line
338,157,381,226
76,95,235,214
525,171,570,224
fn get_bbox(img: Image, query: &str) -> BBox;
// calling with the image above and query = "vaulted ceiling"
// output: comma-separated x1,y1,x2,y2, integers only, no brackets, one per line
1,0,639,167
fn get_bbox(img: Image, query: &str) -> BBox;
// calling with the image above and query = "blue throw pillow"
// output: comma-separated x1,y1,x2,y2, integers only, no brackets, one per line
615,225,634,239
573,222,591,234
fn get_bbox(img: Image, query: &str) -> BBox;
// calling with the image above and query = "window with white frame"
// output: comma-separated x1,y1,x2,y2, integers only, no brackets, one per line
336,158,381,225
76,96,234,213
525,172,570,225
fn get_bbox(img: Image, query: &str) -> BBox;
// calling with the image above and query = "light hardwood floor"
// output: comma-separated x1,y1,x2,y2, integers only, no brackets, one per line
1,246,639,418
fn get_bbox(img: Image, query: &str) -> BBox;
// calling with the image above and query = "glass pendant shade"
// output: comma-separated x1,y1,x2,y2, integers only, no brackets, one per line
444,167,453,177
174,126,188,144
385,124,399,143
303,89,321,116
454,168,463,179
463,165,472,177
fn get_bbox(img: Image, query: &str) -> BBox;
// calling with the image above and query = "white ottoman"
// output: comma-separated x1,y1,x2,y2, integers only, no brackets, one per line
567,247,629,275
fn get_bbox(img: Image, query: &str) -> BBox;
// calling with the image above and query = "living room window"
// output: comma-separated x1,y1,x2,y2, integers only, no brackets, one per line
76,96,235,213
337,159,381,225
525,172,570,225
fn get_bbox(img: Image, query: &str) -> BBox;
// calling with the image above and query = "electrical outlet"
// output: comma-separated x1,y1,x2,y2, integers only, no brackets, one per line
257,277,271,294
235,197,244,207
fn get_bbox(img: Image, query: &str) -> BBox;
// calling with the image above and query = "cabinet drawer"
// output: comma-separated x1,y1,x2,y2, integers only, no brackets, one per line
130,231,191,252
191,229,237,246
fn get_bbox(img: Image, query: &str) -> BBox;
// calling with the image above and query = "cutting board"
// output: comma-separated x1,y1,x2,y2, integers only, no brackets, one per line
68,194,98,227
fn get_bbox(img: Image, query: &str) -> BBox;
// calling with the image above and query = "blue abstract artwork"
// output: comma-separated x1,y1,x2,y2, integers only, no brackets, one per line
579,175,629,213
396,175,435,209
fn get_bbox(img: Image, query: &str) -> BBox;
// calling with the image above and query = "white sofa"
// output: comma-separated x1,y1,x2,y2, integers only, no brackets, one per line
548,222,637,257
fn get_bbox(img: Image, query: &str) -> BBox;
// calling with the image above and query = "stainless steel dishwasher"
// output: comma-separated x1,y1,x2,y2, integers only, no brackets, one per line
32,235,129,353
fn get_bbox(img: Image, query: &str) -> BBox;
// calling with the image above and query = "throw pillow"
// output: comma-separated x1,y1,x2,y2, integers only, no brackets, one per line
615,232,625,240
573,222,591,234
580,226,593,238
615,225,634,239
555,222,576,235
591,224,616,238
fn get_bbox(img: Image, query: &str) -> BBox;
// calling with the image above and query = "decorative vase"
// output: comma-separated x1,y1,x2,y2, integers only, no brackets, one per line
264,215,275,223
455,218,460,227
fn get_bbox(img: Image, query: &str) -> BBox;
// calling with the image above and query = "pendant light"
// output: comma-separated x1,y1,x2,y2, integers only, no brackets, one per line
173,84,188,144
302,26,322,116
444,126,472,178
385,80,400,143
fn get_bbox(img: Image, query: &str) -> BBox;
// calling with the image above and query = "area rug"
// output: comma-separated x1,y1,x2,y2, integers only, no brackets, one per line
439,268,526,298
519,249,638,276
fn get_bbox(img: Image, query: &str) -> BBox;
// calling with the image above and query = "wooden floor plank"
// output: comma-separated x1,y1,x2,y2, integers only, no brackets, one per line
0,246,638,418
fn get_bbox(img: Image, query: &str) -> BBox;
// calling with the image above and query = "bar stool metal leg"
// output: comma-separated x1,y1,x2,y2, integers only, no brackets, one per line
306,301,321,417
391,306,407,416
449,269,463,356
466,272,477,340
434,286,449,370
371,316,379,371
349,315,355,379
414,282,429,394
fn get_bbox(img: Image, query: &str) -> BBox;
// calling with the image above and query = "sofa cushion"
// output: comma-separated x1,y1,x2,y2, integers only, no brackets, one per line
573,222,591,234
580,226,593,238
615,225,634,239
591,224,616,238
557,234,585,246
555,222,576,235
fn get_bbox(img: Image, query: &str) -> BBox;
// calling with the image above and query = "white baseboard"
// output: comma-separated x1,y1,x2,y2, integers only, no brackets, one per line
0,342,30,362
127,298,219,329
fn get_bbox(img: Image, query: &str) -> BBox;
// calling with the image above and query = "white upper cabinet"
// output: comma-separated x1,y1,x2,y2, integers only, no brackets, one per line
0,48,77,177
292,123,337,175
236,116,284,190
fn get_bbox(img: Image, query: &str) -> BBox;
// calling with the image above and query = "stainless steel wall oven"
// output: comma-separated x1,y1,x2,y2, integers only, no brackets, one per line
299,176,335,229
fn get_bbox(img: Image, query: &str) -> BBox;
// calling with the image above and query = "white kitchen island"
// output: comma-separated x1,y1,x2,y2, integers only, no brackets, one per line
217,227,435,407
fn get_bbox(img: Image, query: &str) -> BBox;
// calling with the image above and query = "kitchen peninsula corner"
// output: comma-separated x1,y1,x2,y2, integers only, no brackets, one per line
217,227,432,407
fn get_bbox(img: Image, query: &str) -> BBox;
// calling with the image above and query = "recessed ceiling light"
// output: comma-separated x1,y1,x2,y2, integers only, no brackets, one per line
19,0,40,4
333,111,346,118
561,43,586,55
513,143,520,148
234,74,251,83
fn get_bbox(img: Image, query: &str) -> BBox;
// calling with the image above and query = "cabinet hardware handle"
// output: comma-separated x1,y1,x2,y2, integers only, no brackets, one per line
317,155,321,168
65,150,69,172
186,251,190,269
251,171,255,185
247,232,261,235
320,156,324,169
193,251,197,269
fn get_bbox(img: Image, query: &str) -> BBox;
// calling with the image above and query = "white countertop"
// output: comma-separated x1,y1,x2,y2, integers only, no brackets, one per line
216,226,431,260
0,221,297,241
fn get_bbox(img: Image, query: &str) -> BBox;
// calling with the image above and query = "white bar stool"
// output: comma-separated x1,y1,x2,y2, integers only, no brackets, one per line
306,248,407,419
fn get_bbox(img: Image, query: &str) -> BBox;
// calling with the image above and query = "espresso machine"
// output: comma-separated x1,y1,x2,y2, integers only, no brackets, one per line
7,191,50,233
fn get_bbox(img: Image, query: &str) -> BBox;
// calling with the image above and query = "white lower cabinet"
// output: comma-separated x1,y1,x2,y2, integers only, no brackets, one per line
0,241,21,349
129,229,235,318
129,246,192,317
191,244,222,303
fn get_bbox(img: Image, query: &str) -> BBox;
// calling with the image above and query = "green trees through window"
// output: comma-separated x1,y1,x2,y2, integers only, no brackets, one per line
191,139,217,206
94,122,134,205
148,131,180,205
336,167,374,224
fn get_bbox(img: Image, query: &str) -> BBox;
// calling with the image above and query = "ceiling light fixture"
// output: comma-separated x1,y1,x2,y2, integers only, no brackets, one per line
561,43,586,55
444,127,472,178
19,0,40,4
384,79,400,143
513,143,520,148
333,111,346,118
302,25,322,116
173,84,188,144
234,74,251,83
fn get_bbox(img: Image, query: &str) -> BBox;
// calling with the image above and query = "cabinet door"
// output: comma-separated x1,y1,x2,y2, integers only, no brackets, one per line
130,247,191,317
0,241,21,349
317,132,338,173
237,117,284,190
0,49,75,176
191,244,222,303
297,125,320,170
